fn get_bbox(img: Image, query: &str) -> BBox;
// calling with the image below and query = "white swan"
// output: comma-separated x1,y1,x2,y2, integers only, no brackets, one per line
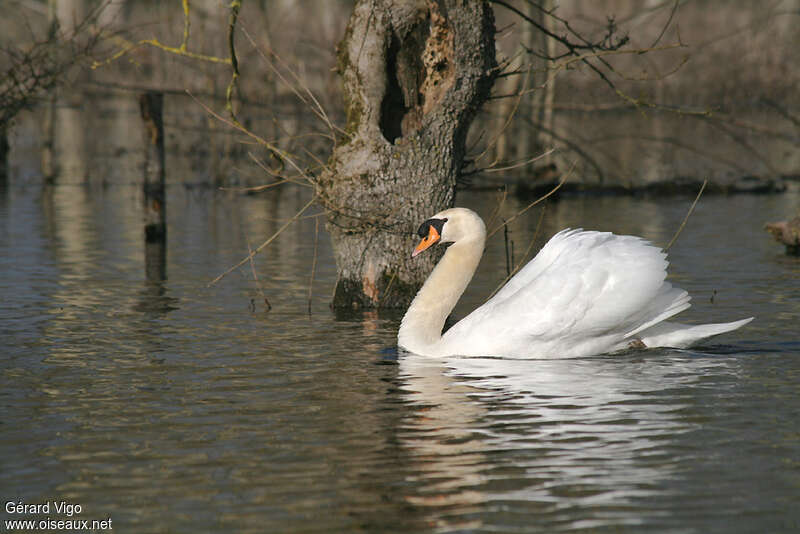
398,207,752,358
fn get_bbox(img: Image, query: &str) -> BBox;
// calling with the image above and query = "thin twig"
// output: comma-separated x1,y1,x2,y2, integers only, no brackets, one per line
187,91,315,185
246,237,271,311
240,25,339,136
486,188,508,230
488,204,547,299
92,37,231,69
180,0,190,51
208,195,317,287
664,179,707,251
307,216,319,314
245,151,310,187
503,219,511,277
649,0,680,48
474,62,531,166
91,0,232,68
493,0,699,117
487,162,574,238
219,180,294,193
379,271,397,307
482,147,556,173
760,97,800,129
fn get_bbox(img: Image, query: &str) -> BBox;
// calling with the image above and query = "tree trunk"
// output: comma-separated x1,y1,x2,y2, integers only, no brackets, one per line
320,0,496,310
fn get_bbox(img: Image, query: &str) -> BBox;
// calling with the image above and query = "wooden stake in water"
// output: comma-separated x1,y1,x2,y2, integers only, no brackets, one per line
140,92,166,243
0,124,8,185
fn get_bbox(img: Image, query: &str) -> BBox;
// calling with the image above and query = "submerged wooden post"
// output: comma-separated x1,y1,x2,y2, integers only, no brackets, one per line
41,94,58,184
41,0,58,184
139,91,166,242
0,124,8,185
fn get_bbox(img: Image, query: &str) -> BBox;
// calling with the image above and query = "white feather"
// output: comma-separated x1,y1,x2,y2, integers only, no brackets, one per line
398,208,752,358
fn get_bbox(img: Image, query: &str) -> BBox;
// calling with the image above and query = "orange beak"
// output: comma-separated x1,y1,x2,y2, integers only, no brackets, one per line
412,225,441,258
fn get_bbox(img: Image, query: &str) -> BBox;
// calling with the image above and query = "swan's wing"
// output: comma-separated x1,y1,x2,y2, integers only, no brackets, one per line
442,229,690,357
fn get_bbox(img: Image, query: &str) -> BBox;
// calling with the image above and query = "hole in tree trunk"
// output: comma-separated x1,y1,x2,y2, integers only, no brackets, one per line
379,34,407,144
379,16,431,144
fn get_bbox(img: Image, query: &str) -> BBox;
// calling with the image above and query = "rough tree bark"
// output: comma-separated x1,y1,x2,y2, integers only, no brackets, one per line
319,0,496,310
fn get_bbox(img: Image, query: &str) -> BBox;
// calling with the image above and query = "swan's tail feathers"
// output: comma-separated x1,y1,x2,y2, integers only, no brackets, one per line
624,285,691,339
639,317,754,349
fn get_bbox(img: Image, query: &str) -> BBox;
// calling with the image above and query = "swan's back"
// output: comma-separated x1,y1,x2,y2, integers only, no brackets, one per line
440,229,691,358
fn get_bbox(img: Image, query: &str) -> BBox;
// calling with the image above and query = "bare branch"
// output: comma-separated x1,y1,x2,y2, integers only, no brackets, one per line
239,26,340,137
1,5,104,127
649,0,680,48
208,195,317,287
665,179,707,251
246,236,272,311
307,216,320,313
488,203,547,299
487,162,574,238
187,91,316,186
91,1,231,69
493,0,630,57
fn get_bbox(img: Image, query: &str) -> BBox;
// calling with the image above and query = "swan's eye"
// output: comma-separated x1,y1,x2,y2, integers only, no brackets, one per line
417,218,447,238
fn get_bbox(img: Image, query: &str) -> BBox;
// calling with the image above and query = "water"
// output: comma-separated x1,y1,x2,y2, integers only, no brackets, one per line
1,183,799,533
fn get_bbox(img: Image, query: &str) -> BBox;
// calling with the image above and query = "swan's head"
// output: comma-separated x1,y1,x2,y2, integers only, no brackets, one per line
412,207,486,258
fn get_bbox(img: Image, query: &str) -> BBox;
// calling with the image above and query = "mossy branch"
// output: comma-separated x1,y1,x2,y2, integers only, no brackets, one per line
91,0,233,69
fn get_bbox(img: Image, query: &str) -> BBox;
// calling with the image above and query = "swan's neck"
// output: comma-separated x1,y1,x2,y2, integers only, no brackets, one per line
398,238,484,355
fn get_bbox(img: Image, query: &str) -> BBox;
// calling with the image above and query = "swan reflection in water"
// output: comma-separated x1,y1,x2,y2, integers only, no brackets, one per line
396,350,735,530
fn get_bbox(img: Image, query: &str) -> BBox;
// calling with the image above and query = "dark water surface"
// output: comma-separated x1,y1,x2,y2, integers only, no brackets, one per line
1,184,799,533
